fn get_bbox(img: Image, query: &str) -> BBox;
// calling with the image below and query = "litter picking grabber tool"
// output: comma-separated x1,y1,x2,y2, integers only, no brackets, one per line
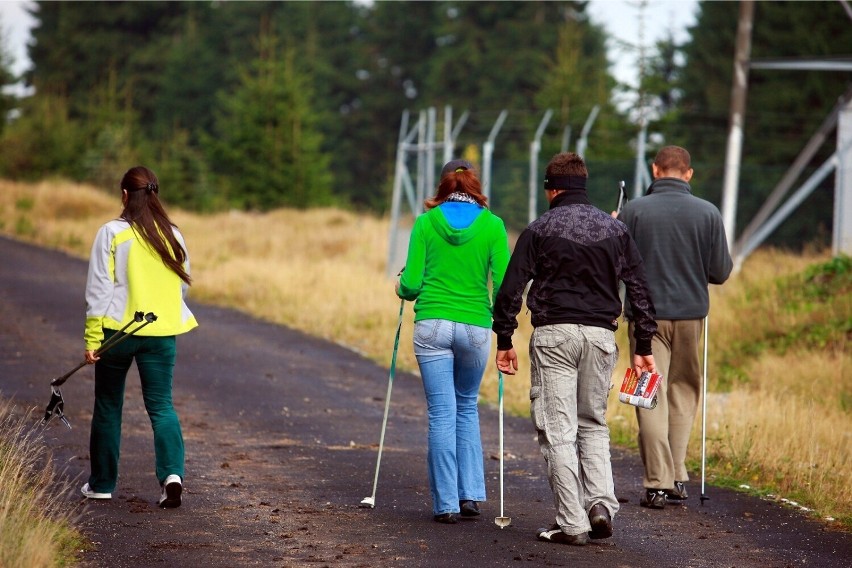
42,311,157,429
360,298,405,509
495,371,511,528
700,315,710,505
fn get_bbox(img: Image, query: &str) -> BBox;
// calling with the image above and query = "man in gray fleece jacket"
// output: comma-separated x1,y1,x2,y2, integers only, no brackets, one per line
618,145,733,510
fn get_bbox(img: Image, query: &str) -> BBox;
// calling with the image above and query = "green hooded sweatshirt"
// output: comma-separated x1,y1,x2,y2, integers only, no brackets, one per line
397,206,509,328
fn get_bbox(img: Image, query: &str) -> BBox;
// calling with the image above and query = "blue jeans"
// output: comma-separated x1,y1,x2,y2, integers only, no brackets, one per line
414,319,490,515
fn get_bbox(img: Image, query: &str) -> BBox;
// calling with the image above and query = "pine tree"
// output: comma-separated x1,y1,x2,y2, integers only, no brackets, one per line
675,0,852,249
205,28,331,210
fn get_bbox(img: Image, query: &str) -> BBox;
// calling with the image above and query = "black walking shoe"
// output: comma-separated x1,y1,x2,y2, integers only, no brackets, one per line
666,481,688,501
640,489,667,509
587,503,613,539
434,513,458,524
158,474,182,508
537,524,589,546
460,500,481,517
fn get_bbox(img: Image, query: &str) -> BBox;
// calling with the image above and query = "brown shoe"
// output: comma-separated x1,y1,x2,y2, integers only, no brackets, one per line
588,503,613,539
434,513,457,524
537,524,589,546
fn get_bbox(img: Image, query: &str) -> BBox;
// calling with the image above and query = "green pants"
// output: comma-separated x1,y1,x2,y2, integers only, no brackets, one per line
88,331,184,493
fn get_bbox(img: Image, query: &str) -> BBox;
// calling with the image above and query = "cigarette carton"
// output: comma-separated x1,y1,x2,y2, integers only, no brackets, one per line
618,368,662,409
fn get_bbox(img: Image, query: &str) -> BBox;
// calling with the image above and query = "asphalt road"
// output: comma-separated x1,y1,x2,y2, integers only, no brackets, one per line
1,235,849,567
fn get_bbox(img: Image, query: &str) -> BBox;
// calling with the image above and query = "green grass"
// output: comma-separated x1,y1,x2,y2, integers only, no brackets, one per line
716,255,851,391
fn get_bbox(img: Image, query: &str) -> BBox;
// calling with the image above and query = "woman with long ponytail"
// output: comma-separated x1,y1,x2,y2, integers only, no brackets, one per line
81,166,198,508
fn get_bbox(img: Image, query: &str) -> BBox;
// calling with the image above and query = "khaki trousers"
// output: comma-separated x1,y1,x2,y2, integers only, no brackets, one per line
629,319,703,490
529,324,620,535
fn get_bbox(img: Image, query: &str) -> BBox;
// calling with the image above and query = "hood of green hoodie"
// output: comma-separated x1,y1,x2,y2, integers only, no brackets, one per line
427,207,489,245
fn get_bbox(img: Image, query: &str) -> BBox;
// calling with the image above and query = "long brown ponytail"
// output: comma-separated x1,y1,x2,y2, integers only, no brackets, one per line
120,166,192,285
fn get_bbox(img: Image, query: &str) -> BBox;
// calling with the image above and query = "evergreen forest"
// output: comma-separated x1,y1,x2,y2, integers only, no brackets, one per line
0,0,849,247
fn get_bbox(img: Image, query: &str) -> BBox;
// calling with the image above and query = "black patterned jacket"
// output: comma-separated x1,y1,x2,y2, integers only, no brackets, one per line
492,190,657,355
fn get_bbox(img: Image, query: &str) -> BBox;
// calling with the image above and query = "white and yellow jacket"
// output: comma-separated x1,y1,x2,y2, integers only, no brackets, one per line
84,219,198,350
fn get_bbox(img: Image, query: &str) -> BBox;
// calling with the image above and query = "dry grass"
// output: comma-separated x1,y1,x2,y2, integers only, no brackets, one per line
176,208,402,357
0,400,83,567
1,178,849,528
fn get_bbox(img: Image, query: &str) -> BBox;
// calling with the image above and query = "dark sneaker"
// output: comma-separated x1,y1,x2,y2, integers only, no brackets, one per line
434,513,458,524
460,500,481,517
588,503,613,539
666,481,688,501
640,489,667,509
158,474,182,508
537,524,589,546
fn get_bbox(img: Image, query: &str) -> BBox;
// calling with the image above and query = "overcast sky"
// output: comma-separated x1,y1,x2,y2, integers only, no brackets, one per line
0,0,698,87
587,0,698,86
0,0,34,76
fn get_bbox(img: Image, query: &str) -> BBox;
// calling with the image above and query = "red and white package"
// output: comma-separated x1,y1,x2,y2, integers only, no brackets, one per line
618,368,663,409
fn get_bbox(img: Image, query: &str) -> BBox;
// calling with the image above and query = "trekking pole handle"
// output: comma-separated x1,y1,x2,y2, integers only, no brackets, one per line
92,311,145,354
615,180,627,215
96,312,157,355
50,312,156,386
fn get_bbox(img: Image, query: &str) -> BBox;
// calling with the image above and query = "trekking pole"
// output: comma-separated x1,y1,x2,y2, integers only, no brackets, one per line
360,298,405,508
49,311,146,387
700,315,710,505
494,371,511,528
43,312,157,429
615,180,628,215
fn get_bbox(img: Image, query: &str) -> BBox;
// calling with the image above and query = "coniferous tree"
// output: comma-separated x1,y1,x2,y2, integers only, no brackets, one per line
150,3,222,140
13,0,847,239
205,29,332,210
351,1,441,210
534,4,631,210
674,0,851,249
641,34,683,120
0,93,85,180
27,1,187,120
271,1,372,208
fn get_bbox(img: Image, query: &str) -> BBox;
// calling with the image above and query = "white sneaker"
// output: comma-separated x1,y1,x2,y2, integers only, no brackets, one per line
81,483,112,500
158,474,182,508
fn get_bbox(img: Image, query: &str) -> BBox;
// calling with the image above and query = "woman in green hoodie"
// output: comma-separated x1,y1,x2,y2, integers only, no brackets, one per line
397,159,510,523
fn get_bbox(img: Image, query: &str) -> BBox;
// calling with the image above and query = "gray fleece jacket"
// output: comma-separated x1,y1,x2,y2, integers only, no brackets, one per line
618,177,732,320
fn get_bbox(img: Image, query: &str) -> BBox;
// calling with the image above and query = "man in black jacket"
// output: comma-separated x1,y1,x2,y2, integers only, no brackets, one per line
493,152,657,546
618,146,732,510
